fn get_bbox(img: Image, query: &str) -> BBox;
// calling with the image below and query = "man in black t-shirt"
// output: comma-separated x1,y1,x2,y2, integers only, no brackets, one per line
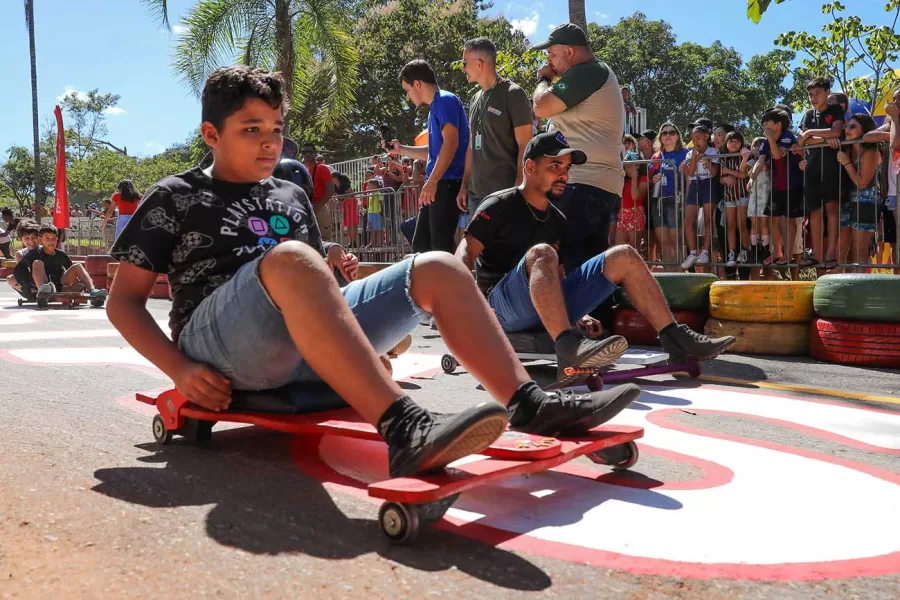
105,66,654,479
458,132,736,389
798,77,845,268
14,224,106,300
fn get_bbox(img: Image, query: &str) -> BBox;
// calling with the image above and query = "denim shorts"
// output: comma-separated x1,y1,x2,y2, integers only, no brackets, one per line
686,179,716,206
651,196,678,228
723,197,750,209
178,254,427,391
487,251,618,333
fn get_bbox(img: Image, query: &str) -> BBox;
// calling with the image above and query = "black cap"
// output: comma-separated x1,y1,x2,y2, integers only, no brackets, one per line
638,129,657,142
301,142,316,153
531,23,589,50
523,131,587,165
690,118,713,131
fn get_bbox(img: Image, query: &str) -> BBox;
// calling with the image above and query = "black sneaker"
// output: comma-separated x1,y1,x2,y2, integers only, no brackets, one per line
659,324,735,362
387,402,508,477
510,384,641,437
555,331,628,387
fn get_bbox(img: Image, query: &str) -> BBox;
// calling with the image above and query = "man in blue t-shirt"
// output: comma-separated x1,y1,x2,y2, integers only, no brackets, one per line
386,60,470,253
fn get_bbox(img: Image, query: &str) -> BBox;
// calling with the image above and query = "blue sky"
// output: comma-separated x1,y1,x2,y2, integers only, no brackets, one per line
2,0,895,157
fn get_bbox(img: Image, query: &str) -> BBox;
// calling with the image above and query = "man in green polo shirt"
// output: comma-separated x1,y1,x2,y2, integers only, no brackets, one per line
456,37,535,218
531,23,626,273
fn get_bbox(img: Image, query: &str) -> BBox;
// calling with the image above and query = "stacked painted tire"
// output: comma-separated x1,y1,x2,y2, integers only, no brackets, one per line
0,259,15,279
612,273,715,345
705,281,816,355
107,262,172,300
810,274,900,368
85,255,115,290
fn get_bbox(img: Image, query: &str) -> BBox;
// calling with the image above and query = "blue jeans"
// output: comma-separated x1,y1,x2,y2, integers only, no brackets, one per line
551,183,620,274
487,251,618,333
178,254,427,393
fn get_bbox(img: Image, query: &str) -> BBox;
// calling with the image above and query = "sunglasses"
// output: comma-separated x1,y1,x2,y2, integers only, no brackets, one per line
461,58,483,67
661,130,678,136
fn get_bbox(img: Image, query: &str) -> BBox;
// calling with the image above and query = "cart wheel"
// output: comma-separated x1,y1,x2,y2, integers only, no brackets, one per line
588,441,639,470
586,374,603,392
152,415,173,445
90,298,105,308
17,298,24,306
379,502,420,544
415,493,460,524
36,298,49,310
611,442,639,471
195,420,214,442
440,354,458,374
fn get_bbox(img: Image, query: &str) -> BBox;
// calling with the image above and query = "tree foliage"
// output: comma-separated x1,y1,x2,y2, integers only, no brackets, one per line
59,89,125,159
587,13,792,135
776,1,900,110
0,145,54,213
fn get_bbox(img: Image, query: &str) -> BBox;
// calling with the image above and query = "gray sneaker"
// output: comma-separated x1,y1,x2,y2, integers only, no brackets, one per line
555,331,628,388
659,324,735,362
510,384,641,437
37,282,55,300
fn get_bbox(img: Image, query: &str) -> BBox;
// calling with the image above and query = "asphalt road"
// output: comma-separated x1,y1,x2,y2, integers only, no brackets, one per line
1,287,899,599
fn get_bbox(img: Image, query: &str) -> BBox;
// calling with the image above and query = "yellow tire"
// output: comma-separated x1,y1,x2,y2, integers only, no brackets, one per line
705,319,809,355
708,281,816,323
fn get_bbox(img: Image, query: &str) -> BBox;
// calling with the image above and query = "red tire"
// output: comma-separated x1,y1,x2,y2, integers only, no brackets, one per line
612,308,706,346
809,318,900,368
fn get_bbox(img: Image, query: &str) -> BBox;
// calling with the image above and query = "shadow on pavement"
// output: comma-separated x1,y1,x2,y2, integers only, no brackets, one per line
91,428,552,591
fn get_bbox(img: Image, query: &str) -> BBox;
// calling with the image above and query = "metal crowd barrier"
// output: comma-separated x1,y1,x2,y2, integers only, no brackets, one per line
327,185,421,262
12,216,118,255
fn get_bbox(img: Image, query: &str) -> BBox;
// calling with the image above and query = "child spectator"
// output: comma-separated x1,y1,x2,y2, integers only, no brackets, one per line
333,171,358,247
745,136,771,262
622,134,637,156
363,168,384,246
759,107,804,267
798,77,845,269
616,151,648,252
13,224,106,301
681,124,719,269
649,122,689,270
719,131,751,266
836,113,881,270
5,220,40,293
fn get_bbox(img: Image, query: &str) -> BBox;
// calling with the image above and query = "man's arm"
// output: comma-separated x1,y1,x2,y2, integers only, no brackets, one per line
454,233,484,271
533,80,567,119
513,124,533,185
457,140,473,211
319,173,335,206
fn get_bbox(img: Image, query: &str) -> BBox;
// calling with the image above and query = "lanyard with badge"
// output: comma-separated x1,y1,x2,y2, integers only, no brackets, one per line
471,81,499,151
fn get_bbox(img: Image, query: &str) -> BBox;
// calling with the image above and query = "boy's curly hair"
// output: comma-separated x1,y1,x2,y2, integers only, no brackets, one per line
16,219,39,238
202,66,287,131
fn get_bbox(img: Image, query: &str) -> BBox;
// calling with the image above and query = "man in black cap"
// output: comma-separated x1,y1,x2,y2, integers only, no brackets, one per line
530,23,626,273
456,131,736,388
637,129,657,161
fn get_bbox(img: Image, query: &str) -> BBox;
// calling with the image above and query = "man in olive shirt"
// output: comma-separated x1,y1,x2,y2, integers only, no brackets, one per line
457,37,534,218
531,23,626,273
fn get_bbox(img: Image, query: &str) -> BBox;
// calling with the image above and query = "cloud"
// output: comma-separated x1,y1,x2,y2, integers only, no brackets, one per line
172,24,188,34
595,12,610,20
547,23,556,31
510,12,540,37
56,86,88,102
104,106,127,116
144,141,165,155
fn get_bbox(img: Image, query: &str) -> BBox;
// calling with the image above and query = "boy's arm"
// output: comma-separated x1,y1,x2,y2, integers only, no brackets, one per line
107,264,231,410
799,121,844,145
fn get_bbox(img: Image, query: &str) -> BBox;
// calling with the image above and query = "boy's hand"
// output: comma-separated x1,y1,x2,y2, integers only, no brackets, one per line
327,245,359,281
827,138,841,151
175,362,231,412
721,175,736,186
799,160,807,171
790,143,803,156
740,148,750,159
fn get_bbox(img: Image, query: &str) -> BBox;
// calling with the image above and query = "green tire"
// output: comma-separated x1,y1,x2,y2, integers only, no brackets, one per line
813,274,900,322
615,273,718,311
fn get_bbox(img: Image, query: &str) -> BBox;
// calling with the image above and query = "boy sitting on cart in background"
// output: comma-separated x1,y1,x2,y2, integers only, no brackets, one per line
6,220,40,295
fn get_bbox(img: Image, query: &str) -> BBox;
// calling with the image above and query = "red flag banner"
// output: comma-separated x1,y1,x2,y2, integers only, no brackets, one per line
53,105,70,229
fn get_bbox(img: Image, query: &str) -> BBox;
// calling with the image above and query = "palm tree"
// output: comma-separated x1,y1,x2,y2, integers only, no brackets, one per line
142,0,358,134
24,0,43,219
568,0,587,32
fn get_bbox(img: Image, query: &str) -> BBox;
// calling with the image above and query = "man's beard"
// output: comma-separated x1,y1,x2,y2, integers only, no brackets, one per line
545,181,567,201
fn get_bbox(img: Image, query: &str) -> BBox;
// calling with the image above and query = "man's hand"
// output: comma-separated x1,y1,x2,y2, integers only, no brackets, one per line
456,187,468,212
537,63,557,81
327,245,359,281
382,138,401,155
419,179,438,206
576,316,604,339
174,361,231,412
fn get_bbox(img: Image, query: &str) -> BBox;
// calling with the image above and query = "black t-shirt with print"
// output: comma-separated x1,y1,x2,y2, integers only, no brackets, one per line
13,247,73,289
801,104,844,178
465,187,566,294
111,167,329,341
